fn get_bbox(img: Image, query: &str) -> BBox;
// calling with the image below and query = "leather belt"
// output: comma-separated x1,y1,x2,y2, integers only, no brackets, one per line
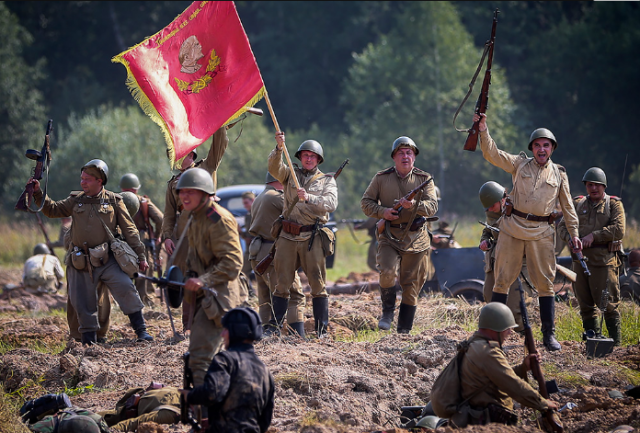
511,208,550,222
587,243,609,249
390,223,410,229
299,224,320,232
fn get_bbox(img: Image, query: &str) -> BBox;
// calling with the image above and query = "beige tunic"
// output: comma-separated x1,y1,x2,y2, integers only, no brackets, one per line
133,194,164,241
479,129,579,241
361,166,438,252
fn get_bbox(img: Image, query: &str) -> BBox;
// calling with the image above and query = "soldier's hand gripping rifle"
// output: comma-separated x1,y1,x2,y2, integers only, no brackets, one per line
376,177,435,237
453,10,499,152
569,239,591,277
519,280,564,433
16,120,54,212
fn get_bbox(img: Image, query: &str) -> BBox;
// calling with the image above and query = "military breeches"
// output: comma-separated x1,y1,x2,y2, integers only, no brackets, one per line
112,409,179,431
67,281,111,340
189,297,224,387
273,237,327,299
67,256,144,333
367,238,378,272
493,232,555,297
573,263,620,321
484,271,523,329
377,242,429,306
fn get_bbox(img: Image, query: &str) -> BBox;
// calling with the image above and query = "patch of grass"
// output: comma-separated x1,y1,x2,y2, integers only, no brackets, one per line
334,328,384,344
616,366,640,386
275,372,311,394
63,383,94,397
298,410,352,431
544,362,590,387
327,224,370,281
0,386,30,433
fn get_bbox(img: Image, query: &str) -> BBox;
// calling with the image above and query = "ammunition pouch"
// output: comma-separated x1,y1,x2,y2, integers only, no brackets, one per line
609,240,623,252
319,227,336,257
248,237,262,260
282,219,303,235
70,246,87,271
270,216,283,239
410,216,427,231
504,199,513,217
89,242,110,268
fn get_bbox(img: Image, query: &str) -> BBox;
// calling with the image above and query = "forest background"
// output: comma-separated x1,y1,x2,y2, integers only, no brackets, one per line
1,1,639,229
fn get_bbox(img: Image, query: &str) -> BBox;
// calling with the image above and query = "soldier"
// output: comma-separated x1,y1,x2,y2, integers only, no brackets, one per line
29,159,152,345
120,173,164,306
431,221,461,249
361,136,438,333
268,133,338,337
456,302,558,425
620,249,640,303
353,217,378,272
248,172,306,337
22,243,64,295
177,168,248,386
240,190,256,285
558,167,625,345
478,181,524,332
183,307,274,432
473,113,581,351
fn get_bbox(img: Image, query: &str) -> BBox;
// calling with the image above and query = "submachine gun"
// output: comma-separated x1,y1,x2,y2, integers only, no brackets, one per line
15,120,54,212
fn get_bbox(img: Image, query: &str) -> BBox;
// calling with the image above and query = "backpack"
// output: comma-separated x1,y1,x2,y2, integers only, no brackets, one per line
430,340,470,418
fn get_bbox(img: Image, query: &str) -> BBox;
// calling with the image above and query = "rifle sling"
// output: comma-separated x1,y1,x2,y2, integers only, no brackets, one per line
452,42,492,133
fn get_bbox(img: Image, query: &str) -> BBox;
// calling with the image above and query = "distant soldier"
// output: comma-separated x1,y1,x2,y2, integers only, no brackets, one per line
177,168,248,386
431,221,461,249
240,190,256,283
353,217,378,272
268,133,338,337
248,172,306,337
558,167,625,345
473,113,581,351
361,136,438,333
620,249,640,303
22,243,64,295
30,159,153,345
120,173,164,306
478,181,524,332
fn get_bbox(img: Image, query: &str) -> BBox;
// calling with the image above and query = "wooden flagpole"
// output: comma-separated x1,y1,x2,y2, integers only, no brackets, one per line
263,89,301,190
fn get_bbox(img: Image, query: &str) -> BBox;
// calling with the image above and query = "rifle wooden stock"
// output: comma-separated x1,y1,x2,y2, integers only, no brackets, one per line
376,177,434,236
255,244,276,276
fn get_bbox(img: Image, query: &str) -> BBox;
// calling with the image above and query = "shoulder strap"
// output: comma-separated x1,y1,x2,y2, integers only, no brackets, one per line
91,204,116,242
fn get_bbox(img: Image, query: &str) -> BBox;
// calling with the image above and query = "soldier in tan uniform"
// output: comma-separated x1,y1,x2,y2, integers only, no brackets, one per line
268,133,338,337
558,167,625,345
248,172,306,337
353,217,378,272
178,168,248,386
120,173,164,306
474,113,581,351
361,137,438,333
456,303,558,426
30,159,153,345
620,249,640,303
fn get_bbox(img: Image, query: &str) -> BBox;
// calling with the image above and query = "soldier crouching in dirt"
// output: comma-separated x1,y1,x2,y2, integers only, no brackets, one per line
29,159,153,345
182,307,274,433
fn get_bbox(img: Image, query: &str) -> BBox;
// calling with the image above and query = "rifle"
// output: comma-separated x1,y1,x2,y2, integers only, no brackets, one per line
308,218,320,251
16,120,54,212
140,198,163,281
34,212,55,255
376,177,434,236
569,239,590,277
327,159,349,178
453,10,499,152
181,352,203,431
518,281,564,432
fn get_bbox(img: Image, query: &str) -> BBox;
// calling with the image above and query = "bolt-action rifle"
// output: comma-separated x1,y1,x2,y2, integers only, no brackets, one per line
181,352,204,431
569,239,590,277
16,120,54,212
376,177,434,237
34,212,55,255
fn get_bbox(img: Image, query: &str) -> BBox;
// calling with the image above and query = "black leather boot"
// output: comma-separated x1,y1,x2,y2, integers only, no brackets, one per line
81,331,97,346
582,317,599,339
288,322,306,339
312,297,329,337
397,303,417,334
539,296,561,351
265,296,289,336
128,310,154,342
378,286,397,331
605,316,621,346
491,292,509,304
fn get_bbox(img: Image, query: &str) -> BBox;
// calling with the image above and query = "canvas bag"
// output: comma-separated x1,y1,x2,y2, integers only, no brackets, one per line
93,205,139,278
430,339,471,419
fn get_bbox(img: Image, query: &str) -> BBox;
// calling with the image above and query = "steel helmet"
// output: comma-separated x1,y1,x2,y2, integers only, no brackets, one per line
528,128,557,151
478,181,506,210
81,159,109,185
120,191,140,216
58,414,101,433
582,167,607,187
416,415,447,429
265,172,278,184
391,136,419,158
176,168,215,195
295,140,324,164
33,243,51,255
222,307,263,343
119,173,141,190
478,302,517,332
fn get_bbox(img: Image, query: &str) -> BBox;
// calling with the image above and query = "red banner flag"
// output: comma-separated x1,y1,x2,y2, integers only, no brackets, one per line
112,1,264,167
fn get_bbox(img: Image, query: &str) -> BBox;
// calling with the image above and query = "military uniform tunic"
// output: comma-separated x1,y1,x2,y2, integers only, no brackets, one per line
35,188,145,334
132,193,164,304
248,185,305,324
267,147,338,299
360,166,438,306
558,194,625,321
479,129,579,297
185,198,247,386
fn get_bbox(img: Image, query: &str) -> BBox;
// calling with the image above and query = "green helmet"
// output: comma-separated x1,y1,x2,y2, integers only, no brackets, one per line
120,191,140,216
176,167,215,195
416,415,443,429
478,181,506,210
119,173,141,190
295,140,324,164
478,302,517,332
528,128,557,151
391,136,419,158
582,167,607,187
34,243,51,255
58,414,101,433
265,172,277,184
81,159,109,185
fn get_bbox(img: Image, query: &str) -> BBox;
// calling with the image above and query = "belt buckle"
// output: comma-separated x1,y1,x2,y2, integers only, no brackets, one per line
526,213,534,220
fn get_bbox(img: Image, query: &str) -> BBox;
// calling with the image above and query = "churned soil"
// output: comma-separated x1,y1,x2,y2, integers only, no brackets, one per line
1,268,639,433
